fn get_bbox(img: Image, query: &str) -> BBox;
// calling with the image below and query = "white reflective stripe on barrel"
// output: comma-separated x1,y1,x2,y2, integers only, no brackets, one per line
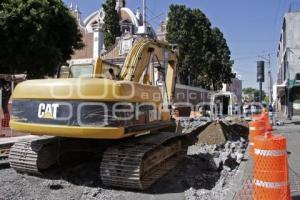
249,127,265,131
253,179,288,189
254,149,286,156
249,142,254,146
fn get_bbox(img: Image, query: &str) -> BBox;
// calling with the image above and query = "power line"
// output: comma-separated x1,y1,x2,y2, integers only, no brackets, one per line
145,6,165,25
233,53,276,61
147,12,165,23
233,68,255,74
146,7,156,17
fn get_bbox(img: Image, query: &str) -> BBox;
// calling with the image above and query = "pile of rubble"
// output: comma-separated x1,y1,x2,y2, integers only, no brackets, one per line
185,169,238,200
184,120,249,200
179,117,211,133
185,140,248,200
188,139,246,171
197,120,247,145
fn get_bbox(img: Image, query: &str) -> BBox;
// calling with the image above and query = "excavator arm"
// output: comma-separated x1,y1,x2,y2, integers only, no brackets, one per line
120,40,178,105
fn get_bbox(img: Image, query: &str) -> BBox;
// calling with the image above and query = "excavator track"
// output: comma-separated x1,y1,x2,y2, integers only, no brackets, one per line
100,132,183,190
9,136,58,174
8,128,186,190
0,143,12,166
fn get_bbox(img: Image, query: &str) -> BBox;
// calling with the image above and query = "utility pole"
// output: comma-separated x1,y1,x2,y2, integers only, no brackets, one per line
143,0,147,35
257,61,265,103
269,73,273,103
267,54,273,104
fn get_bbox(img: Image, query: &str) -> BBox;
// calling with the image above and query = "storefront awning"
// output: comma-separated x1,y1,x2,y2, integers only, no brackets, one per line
277,83,286,97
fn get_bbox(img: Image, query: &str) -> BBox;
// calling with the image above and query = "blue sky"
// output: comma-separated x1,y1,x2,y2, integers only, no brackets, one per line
63,0,292,90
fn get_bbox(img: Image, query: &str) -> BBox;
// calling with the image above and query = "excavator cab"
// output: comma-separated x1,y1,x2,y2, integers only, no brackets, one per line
67,58,121,79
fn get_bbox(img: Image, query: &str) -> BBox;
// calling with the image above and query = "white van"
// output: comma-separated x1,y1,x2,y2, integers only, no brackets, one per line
210,92,238,118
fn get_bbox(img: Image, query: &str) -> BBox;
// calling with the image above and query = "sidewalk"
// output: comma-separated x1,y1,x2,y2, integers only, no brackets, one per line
232,115,300,200
274,116,300,199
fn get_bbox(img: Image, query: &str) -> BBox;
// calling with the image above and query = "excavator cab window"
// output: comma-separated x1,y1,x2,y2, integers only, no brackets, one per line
59,66,70,78
70,64,94,78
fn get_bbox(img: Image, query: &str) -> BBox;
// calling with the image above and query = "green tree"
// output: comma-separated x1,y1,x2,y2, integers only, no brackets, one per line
242,87,257,96
254,90,266,102
0,0,84,78
103,0,121,49
166,4,234,90
264,95,270,103
210,28,235,89
243,87,266,102
167,5,210,86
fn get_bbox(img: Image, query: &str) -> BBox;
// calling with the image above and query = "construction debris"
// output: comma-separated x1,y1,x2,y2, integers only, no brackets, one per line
180,117,211,133
197,121,244,145
185,137,247,200
185,169,238,200
184,119,248,200
188,138,247,171
0,118,249,200
228,121,249,138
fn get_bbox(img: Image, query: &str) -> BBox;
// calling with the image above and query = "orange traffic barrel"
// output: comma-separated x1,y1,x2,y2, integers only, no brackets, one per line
249,120,265,156
253,133,291,200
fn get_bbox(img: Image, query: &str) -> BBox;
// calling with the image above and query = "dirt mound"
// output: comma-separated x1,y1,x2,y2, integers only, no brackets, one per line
228,122,249,138
197,121,241,145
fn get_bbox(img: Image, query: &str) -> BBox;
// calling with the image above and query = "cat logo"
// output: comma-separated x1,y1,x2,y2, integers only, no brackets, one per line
38,103,59,119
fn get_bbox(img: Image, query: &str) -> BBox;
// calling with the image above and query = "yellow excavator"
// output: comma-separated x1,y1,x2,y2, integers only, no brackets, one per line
8,39,182,190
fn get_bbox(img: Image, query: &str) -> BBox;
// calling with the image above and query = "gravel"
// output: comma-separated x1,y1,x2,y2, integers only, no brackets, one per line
180,117,211,133
184,168,238,200
184,136,248,200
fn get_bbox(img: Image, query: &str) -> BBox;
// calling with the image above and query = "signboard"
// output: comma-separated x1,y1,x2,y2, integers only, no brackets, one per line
257,61,265,82
120,34,133,55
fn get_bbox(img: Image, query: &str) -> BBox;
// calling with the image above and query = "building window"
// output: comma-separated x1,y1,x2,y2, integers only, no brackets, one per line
283,19,286,50
284,53,287,81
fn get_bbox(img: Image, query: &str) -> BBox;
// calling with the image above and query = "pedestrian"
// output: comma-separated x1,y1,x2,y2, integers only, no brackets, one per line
251,104,256,114
234,103,239,115
269,104,274,125
1,80,11,114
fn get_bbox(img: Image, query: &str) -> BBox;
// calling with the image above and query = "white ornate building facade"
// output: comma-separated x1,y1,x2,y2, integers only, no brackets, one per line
70,0,156,60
